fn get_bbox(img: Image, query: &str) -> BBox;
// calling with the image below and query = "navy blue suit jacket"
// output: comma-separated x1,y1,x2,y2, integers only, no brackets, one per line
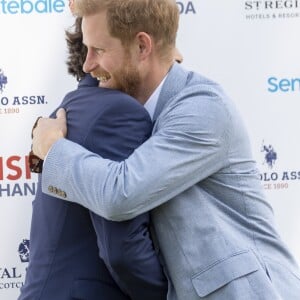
19,75,167,300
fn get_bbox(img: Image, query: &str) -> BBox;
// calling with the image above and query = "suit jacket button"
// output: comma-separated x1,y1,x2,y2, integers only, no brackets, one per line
56,189,67,198
59,190,67,198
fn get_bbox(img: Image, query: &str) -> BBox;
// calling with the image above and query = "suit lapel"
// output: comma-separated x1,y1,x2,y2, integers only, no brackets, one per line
153,63,189,122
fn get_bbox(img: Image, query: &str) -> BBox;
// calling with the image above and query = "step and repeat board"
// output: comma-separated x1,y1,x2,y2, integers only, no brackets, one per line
0,1,299,298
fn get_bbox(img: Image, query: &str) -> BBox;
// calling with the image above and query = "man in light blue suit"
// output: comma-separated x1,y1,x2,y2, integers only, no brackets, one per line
31,0,300,299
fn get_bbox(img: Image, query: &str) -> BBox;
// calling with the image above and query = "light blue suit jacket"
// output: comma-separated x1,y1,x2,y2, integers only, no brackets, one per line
42,63,300,299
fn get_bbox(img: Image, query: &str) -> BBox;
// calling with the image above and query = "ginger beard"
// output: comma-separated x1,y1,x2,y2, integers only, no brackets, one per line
97,50,141,99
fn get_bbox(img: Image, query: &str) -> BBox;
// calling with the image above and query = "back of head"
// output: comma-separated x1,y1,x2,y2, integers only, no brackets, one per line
65,17,87,81
74,0,179,60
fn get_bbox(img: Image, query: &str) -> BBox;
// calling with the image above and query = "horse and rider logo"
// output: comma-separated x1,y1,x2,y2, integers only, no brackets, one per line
18,239,30,263
0,68,8,93
261,141,277,168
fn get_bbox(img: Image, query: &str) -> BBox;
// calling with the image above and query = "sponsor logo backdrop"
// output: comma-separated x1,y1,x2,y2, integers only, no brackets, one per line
0,0,299,298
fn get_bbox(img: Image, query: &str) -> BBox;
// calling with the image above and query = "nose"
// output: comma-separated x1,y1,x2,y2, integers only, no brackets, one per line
83,49,98,73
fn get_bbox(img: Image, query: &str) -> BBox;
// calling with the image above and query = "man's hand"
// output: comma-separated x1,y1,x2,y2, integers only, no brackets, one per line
32,108,67,160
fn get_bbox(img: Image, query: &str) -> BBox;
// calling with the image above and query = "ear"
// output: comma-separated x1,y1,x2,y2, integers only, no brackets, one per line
135,32,152,60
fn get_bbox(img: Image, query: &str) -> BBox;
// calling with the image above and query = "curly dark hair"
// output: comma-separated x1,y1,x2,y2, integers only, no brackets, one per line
65,17,87,81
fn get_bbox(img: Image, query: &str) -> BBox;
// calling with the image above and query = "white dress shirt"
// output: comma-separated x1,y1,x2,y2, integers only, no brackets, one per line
144,76,167,121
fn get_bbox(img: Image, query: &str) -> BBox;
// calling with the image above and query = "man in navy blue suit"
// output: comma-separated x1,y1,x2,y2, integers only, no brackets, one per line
18,17,167,300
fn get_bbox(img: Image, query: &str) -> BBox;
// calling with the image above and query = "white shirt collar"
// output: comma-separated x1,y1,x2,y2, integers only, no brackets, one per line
144,76,167,121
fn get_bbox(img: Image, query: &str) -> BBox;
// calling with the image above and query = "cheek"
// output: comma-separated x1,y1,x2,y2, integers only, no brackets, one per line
105,57,124,74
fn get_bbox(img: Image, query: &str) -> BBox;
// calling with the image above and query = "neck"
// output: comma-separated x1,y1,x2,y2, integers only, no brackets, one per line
136,61,173,104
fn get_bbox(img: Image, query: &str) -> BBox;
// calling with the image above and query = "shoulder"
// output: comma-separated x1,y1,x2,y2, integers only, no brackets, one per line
156,72,236,138
61,86,146,113
95,88,150,119
163,83,231,126
84,88,151,132
166,63,227,101
159,64,231,121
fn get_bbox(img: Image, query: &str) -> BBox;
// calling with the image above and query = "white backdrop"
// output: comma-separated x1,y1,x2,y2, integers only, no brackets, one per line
0,1,299,298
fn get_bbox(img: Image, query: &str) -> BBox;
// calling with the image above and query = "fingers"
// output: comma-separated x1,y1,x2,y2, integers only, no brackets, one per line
56,107,66,120
30,108,68,159
31,116,42,139
31,108,67,139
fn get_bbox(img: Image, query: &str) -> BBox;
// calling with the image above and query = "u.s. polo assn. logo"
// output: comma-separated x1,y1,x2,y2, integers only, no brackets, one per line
0,66,47,112
0,69,7,93
259,140,300,190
